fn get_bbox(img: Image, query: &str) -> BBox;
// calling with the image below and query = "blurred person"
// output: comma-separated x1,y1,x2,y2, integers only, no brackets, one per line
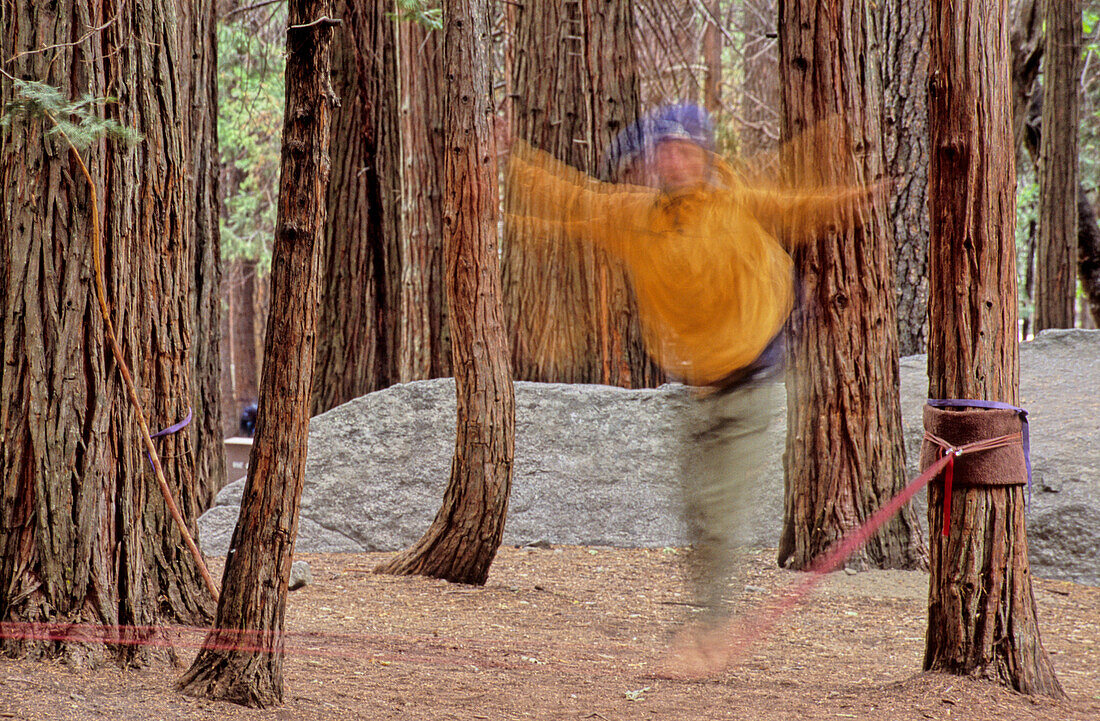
239,402,258,438
506,104,879,678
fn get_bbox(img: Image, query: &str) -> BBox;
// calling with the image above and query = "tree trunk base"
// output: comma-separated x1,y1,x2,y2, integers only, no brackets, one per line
373,525,494,586
177,644,282,708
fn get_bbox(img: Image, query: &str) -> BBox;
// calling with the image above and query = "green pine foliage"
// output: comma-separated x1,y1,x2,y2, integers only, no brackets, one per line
0,79,142,149
390,0,442,31
217,18,286,274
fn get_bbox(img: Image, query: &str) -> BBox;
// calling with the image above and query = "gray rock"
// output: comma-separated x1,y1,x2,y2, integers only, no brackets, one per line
198,329,1100,586
288,560,312,590
199,505,362,559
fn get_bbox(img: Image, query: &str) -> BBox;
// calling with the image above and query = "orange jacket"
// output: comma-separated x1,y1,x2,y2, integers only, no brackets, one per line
506,142,872,387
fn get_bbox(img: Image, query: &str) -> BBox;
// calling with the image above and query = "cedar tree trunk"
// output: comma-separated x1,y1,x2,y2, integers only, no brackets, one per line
0,0,216,663
312,0,402,414
702,0,722,114
182,0,229,510
504,0,659,387
777,0,925,571
375,0,516,585
176,2,335,706
1034,0,1080,331
925,0,1063,697
883,0,930,356
397,17,451,380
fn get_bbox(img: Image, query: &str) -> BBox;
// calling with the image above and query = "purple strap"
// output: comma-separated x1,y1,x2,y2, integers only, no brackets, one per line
927,398,1032,489
145,407,193,468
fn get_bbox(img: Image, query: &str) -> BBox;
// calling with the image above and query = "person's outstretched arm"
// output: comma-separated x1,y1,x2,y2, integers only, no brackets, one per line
506,141,656,255
736,181,886,248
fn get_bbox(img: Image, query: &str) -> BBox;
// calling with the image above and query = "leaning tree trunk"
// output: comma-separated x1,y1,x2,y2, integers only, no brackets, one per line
925,0,1063,697
397,16,451,381
311,0,402,415
0,0,216,664
176,2,335,707
777,0,925,571
882,0,930,356
504,0,659,388
1034,0,1080,331
375,0,515,585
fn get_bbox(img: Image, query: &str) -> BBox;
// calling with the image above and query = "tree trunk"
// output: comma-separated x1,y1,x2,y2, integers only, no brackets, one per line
176,2,335,706
777,0,925,571
882,0,930,356
1034,0,1080,331
504,0,659,387
397,18,451,381
311,0,402,415
182,0,228,510
1018,88,1100,332
1010,0,1043,156
233,261,261,419
375,0,515,586
1078,187,1100,325
0,1,216,662
925,0,1064,697
702,0,722,114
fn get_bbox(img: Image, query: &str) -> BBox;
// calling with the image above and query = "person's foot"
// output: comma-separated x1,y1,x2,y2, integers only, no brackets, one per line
649,624,731,680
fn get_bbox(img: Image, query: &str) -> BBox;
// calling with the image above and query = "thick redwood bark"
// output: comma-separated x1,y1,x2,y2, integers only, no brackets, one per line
182,0,228,510
375,0,515,586
925,0,1063,697
1034,0,1080,331
397,18,451,381
311,0,402,414
777,0,925,571
0,0,216,663
504,0,659,387
883,0,930,356
177,1,335,706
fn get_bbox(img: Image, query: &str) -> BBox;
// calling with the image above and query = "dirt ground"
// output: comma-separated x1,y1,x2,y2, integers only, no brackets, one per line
0,546,1096,721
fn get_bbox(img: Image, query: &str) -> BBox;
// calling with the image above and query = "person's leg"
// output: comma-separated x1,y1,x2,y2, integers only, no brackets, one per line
657,379,781,678
681,379,781,624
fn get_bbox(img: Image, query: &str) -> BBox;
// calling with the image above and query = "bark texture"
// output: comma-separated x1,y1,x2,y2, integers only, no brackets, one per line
504,0,659,387
1034,0,1080,331
0,0,216,663
702,0,722,114
882,0,930,356
182,0,228,510
375,0,515,586
925,0,1064,697
777,0,925,571
176,1,335,706
311,0,402,414
397,18,451,381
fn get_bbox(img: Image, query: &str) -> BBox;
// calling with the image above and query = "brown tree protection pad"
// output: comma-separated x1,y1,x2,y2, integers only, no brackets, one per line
919,405,1028,486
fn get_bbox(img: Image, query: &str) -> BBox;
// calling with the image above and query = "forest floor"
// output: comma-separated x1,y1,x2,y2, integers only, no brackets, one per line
0,546,1096,721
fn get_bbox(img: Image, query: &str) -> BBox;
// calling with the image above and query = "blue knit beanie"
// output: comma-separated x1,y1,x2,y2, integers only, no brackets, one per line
603,103,715,175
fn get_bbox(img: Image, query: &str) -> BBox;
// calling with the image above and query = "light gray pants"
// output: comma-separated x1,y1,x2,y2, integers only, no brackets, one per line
680,378,783,624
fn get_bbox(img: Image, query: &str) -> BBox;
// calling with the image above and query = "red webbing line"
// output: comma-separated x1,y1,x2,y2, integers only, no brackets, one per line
922,430,1023,536
722,453,954,659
